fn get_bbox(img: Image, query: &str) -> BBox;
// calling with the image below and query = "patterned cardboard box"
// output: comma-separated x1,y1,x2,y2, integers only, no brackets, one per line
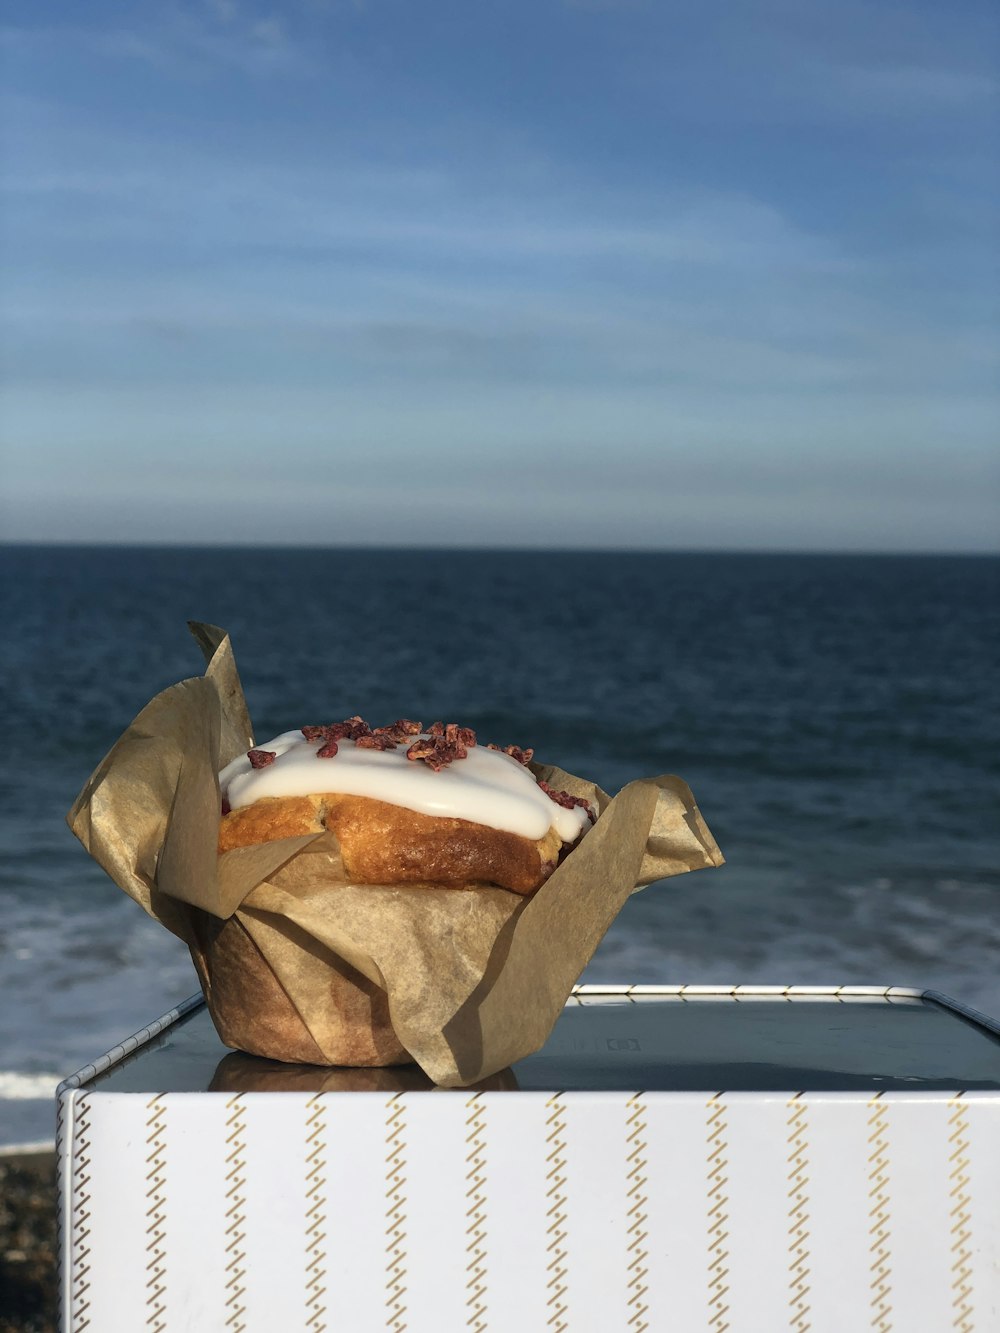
57,986,1000,1331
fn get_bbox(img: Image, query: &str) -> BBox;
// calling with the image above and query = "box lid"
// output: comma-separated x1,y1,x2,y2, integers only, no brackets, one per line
70,985,1000,1096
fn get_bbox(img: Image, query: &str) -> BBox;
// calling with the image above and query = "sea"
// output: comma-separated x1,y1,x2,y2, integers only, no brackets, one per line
1,546,997,1147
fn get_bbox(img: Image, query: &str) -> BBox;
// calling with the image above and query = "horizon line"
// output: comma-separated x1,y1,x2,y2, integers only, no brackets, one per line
2,540,998,559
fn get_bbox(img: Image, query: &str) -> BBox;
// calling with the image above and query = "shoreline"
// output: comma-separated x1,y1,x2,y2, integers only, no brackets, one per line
0,1147,54,1170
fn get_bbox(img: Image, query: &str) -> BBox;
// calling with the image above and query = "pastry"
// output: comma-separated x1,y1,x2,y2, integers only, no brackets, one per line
218,717,594,896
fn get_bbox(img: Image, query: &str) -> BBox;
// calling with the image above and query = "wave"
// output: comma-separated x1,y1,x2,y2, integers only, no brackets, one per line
0,1139,55,1156
0,1072,61,1100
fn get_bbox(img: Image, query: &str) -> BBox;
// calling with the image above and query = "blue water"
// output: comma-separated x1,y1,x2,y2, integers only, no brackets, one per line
1,546,998,1143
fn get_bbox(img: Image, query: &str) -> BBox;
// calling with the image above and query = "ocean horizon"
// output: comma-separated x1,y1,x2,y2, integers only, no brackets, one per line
4,542,998,556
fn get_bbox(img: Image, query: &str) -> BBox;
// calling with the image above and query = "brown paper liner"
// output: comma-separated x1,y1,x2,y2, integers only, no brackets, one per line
68,623,724,1085
188,909,409,1066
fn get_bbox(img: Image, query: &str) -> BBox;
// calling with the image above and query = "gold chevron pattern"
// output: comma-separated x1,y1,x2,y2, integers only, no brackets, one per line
545,1092,569,1331
145,1095,168,1333
385,1094,408,1333
948,1098,974,1332
55,1094,69,1322
71,1094,93,1332
465,1093,488,1333
625,1094,649,1333
786,1096,810,1331
224,1094,248,1332
304,1096,328,1332
706,1094,730,1332
867,1095,891,1332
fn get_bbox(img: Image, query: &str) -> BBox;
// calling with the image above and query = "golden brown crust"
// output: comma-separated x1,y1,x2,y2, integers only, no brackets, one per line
218,792,564,895
219,794,321,849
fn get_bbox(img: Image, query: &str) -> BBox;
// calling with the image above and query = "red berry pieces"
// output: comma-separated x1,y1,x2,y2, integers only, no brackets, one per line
538,780,595,821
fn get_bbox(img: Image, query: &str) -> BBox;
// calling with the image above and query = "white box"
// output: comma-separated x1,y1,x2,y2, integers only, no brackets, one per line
58,986,1000,1331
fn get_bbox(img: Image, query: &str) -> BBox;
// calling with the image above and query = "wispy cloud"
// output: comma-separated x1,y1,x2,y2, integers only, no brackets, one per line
1,94,992,414
0,97,851,277
1,5,304,79
837,64,997,110
606,0,999,132
1,168,158,196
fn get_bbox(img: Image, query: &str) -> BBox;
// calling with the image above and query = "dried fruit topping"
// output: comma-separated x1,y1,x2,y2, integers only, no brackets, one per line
538,780,595,822
355,733,397,751
369,718,424,744
400,720,477,769
405,734,463,771
432,743,466,769
247,749,277,768
440,722,476,750
486,742,534,766
372,718,422,744
300,715,479,771
303,717,374,753
404,738,442,770
318,716,371,742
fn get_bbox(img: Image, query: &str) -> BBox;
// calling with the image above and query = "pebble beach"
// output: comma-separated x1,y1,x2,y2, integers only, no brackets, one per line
0,1151,56,1333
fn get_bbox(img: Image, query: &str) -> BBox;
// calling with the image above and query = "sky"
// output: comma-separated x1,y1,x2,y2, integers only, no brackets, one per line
1,0,998,550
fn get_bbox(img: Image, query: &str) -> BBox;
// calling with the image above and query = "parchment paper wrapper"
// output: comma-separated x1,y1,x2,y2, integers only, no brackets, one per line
68,623,724,1086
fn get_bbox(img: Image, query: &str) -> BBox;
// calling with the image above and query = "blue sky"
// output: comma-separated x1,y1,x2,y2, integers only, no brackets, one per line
1,0,998,549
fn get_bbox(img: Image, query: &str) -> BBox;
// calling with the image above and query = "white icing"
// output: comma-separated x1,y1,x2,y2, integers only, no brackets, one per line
219,730,591,844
